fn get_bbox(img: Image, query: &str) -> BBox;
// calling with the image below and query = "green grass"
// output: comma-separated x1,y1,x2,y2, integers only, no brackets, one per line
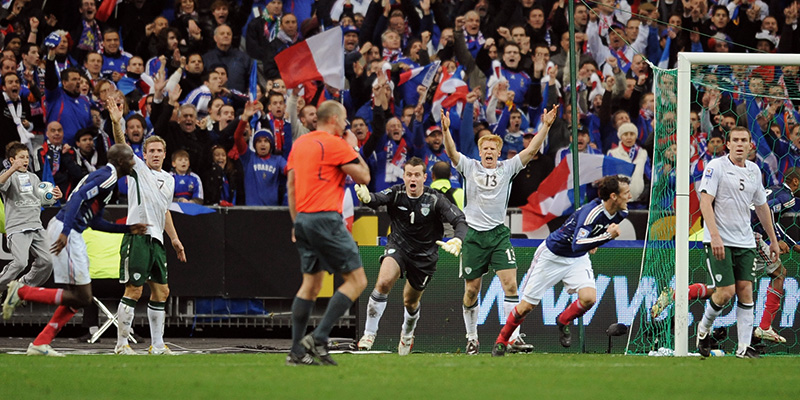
2,353,799,399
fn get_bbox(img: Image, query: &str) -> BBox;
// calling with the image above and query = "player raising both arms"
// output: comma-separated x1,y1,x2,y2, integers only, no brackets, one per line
441,105,558,354
492,175,632,356
355,156,467,355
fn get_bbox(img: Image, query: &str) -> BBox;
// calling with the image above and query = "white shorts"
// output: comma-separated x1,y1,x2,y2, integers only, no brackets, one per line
520,245,595,306
47,218,91,285
754,233,781,274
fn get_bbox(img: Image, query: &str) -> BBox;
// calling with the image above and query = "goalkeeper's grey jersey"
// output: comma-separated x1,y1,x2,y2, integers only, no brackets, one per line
0,170,44,235
698,156,766,248
456,154,524,231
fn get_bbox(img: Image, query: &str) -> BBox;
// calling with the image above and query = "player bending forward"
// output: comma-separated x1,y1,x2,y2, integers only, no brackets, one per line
492,175,631,356
355,157,467,355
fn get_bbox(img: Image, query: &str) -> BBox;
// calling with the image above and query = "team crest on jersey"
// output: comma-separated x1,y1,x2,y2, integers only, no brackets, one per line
421,205,430,216
704,168,713,178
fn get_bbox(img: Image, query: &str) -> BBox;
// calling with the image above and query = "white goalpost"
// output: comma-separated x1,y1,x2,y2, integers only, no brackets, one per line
675,52,800,357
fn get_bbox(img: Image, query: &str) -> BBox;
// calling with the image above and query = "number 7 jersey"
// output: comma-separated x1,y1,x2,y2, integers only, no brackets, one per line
456,153,524,231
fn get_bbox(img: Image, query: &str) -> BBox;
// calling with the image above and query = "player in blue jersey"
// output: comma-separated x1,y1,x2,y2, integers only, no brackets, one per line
491,175,632,356
3,144,147,356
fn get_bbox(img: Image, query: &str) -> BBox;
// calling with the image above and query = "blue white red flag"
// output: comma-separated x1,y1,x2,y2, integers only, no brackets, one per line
520,154,635,231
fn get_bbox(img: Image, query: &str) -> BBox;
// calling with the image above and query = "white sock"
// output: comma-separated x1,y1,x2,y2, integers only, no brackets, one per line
364,290,388,336
504,296,520,342
736,302,755,352
699,299,724,335
89,326,99,335
148,303,166,348
401,306,420,337
116,301,135,347
463,303,479,341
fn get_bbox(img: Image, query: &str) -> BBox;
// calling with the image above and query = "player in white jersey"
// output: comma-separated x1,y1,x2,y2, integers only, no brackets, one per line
441,106,558,354
696,126,779,359
107,100,187,355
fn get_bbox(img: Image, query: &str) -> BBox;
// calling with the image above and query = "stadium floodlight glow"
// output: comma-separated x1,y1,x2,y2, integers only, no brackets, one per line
675,51,800,357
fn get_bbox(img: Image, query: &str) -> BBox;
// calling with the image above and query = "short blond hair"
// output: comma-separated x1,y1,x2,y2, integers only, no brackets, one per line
144,135,167,151
477,134,503,152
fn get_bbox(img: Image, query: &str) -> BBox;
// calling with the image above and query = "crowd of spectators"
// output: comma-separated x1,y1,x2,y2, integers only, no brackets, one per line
0,0,798,210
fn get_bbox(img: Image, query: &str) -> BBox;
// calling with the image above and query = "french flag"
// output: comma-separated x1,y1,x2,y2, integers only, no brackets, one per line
275,27,345,90
520,154,635,231
398,61,440,87
432,66,469,122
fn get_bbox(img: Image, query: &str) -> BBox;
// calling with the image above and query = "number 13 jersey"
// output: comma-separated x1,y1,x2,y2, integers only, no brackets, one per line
456,153,524,231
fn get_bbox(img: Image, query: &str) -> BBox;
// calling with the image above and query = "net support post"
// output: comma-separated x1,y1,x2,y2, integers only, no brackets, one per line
675,52,692,357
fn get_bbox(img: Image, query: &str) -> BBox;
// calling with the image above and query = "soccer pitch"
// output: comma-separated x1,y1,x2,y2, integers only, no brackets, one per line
1,353,798,399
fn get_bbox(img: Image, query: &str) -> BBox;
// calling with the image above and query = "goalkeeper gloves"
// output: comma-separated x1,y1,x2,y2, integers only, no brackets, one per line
436,238,462,257
355,184,371,204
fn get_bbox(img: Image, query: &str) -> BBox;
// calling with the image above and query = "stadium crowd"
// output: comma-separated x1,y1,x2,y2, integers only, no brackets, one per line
0,0,797,211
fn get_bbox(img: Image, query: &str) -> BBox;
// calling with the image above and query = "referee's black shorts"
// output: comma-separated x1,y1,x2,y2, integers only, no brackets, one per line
295,212,362,274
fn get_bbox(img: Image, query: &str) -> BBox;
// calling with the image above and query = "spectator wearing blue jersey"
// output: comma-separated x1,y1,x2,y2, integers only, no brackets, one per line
171,149,204,204
182,70,223,119
492,107,524,160
261,91,292,156
44,42,93,147
493,176,632,356
234,101,288,206
100,29,132,83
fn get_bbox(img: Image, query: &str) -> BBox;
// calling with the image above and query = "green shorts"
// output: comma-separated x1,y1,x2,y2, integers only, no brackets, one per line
703,244,756,288
460,225,517,280
119,234,168,286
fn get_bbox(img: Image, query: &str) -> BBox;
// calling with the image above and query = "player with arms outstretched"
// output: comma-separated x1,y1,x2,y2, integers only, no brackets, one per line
355,156,467,355
441,106,558,354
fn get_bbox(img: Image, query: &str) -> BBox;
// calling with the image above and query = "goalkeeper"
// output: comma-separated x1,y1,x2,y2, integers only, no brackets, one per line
356,157,467,355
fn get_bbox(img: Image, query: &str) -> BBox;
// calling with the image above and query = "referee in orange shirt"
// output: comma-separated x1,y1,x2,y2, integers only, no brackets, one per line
285,100,371,366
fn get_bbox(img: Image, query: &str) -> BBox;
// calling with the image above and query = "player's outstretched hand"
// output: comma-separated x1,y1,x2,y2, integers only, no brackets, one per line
436,238,462,257
129,223,150,235
355,184,371,204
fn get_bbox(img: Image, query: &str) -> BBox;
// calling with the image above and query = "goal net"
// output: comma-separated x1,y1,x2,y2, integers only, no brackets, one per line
628,53,800,356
